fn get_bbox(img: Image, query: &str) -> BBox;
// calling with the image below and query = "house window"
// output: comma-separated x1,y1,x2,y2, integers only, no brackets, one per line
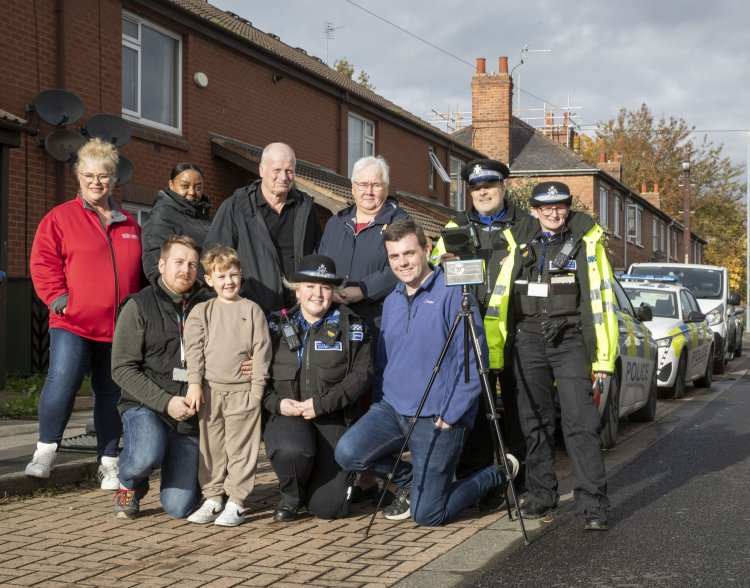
122,13,182,132
613,195,621,236
348,113,375,176
672,230,678,260
627,204,642,246
652,219,660,252
599,187,609,228
121,202,151,226
428,147,435,190
449,157,465,211
428,149,450,193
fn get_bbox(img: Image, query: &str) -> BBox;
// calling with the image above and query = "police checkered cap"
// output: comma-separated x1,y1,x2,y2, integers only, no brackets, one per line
529,181,573,206
460,159,509,185
290,255,343,285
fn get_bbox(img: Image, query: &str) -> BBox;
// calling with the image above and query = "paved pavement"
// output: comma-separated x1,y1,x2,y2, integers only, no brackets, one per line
1,354,747,587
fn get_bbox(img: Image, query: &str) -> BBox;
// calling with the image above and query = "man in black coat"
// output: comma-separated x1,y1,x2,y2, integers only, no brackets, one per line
204,142,322,313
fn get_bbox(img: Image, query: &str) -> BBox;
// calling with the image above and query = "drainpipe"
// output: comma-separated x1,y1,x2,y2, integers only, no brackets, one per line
55,0,67,204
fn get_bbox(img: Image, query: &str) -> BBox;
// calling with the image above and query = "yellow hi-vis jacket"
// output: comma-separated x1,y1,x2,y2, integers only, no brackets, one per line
485,217,618,373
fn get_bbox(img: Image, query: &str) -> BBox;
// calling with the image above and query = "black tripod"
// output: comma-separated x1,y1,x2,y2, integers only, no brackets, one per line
363,285,529,544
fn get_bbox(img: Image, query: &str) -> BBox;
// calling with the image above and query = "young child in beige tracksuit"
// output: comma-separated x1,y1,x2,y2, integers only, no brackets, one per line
184,245,272,527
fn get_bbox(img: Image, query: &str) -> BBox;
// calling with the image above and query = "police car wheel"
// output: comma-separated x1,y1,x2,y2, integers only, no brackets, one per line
669,353,687,399
712,344,725,375
630,369,657,422
694,345,713,389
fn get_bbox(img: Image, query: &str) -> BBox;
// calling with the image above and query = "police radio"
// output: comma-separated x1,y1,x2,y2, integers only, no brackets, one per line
280,309,302,351
550,237,577,270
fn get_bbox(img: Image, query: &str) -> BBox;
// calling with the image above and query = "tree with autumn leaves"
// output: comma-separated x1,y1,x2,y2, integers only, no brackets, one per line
581,104,747,295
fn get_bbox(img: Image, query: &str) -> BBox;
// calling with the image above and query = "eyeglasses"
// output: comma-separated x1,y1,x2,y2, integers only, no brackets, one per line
354,182,385,192
79,173,113,184
536,205,569,216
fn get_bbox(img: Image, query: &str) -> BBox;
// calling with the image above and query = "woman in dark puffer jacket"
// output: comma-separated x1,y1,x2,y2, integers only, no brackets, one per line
141,163,212,283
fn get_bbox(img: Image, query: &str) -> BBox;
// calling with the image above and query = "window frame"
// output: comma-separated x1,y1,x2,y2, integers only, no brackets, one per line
347,113,375,177
627,204,643,246
599,187,609,228
449,156,466,212
613,195,621,236
122,11,183,134
121,202,152,226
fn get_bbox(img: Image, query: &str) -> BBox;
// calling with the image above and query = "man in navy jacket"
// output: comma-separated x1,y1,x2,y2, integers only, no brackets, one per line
335,220,518,526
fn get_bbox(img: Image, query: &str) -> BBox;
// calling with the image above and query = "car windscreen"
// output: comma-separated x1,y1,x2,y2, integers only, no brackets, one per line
630,266,723,299
623,288,678,319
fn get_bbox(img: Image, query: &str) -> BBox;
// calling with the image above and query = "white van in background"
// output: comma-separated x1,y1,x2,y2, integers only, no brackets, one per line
628,263,741,374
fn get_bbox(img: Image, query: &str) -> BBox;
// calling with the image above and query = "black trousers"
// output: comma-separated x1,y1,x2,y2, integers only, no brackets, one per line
513,327,609,510
263,413,354,519
455,369,527,481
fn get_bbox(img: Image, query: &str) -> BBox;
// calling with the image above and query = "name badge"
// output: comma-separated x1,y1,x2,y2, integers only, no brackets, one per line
314,341,343,351
549,260,577,271
172,367,188,382
527,282,549,298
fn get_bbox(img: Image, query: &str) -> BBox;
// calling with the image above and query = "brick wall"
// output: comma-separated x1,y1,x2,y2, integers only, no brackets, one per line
470,57,512,164
0,0,471,278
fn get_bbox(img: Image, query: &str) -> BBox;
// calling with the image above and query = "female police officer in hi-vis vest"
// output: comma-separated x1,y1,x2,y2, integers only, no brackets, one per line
486,181,617,531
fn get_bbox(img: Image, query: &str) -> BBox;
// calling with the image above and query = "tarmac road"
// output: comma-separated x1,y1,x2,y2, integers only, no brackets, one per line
472,373,750,587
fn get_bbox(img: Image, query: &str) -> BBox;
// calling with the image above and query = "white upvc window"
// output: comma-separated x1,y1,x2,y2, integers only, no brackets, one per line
348,113,375,177
449,157,465,211
121,202,151,226
599,187,609,228
613,195,621,236
627,204,642,246
122,12,182,133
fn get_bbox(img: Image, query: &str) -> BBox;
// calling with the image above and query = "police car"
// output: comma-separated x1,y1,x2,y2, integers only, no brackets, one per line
619,274,713,400
598,278,659,449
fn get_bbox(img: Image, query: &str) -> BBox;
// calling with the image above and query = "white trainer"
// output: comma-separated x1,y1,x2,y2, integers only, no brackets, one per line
214,501,245,527
98,456,120,490
187,499,224,524
25,442,58,478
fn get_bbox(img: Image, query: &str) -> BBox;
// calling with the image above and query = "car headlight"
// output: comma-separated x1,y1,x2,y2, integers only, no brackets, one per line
706,305,724,326
656,336,673,349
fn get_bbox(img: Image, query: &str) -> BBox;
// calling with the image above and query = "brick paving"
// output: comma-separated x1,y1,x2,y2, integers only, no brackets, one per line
1,377,734,587
0,450,520,587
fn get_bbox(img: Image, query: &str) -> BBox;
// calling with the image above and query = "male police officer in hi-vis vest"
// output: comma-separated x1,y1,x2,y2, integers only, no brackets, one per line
487,181,617,531
431,158,526,510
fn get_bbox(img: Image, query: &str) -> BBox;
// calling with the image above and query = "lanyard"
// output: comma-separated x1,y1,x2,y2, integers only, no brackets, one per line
176,300,187,368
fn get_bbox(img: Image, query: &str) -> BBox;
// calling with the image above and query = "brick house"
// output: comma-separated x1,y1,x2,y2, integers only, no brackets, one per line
0,0,484,377
453,56,706,272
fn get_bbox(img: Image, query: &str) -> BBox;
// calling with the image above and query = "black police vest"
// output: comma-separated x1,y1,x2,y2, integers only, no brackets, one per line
515,235,582,320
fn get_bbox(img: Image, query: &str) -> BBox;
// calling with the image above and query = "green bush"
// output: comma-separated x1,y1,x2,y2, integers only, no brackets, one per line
0,373,93,419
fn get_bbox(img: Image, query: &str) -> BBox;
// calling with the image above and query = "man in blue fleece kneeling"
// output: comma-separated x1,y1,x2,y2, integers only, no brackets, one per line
335,219,518,526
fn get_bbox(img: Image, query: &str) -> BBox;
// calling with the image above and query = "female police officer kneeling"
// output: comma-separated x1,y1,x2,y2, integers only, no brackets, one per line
263,255,372,522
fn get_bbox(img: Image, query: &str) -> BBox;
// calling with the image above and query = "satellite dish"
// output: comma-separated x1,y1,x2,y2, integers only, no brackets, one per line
86,114,132,146
116,156,134,186
44,129,87,163
33,89,85,127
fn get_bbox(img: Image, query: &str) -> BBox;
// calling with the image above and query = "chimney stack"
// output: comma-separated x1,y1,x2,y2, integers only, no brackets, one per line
470,56,513,164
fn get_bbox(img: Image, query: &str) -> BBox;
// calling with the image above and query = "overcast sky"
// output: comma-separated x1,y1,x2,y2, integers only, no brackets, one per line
211,0,750,175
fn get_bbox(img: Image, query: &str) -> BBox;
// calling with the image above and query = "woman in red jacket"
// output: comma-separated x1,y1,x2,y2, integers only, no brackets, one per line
27,138,143,489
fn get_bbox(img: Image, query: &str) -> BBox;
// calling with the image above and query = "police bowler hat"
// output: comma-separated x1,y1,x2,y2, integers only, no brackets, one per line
529,181,573,207
460,159,510,185
290,255,343,285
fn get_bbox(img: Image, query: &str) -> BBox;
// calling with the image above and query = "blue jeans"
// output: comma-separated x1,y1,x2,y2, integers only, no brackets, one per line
38,328,122,457
335,401,504,526
119,407,200,519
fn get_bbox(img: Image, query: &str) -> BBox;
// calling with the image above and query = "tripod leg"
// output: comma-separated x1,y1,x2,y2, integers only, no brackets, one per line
466,316,530,545
363,309,466,539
